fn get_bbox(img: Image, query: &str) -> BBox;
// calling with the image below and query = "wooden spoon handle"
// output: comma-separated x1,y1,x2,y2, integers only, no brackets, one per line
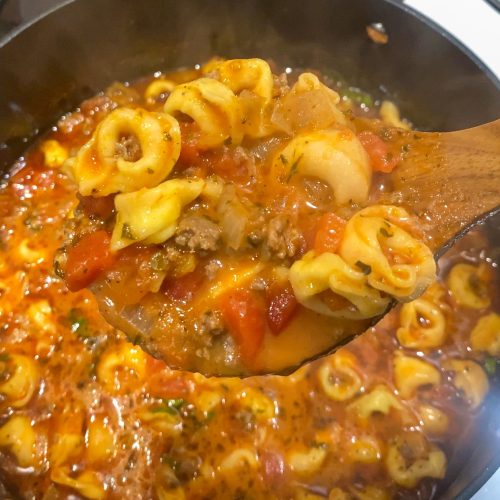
390,119,500,253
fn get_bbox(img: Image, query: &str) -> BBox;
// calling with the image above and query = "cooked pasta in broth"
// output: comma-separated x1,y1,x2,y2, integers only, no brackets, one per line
55,58,437,376
0,59,498,498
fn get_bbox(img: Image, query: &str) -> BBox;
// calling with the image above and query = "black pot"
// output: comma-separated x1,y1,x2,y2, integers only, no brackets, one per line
0,1,499,498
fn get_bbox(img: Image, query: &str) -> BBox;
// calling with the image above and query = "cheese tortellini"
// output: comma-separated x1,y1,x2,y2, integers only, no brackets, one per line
0,354,39,408
318,350,364,401
204,58,273,101
164,77,243,148
470,313,500,355
393,354,441,399
347,385,403,419
339,205,436,301
72,108,181,196
96,342,148,394
446,262,491,309
396,297,446,349
290,205,436,319
386,435,446,488
273,129,371,204
0,415,40,468
290,250,391,319
444,359,489,409
111,178,204,251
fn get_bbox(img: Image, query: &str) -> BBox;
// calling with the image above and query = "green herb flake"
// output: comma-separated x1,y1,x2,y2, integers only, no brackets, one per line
342,87,374,108
121,223,136,241
0,353,10,362
151,398,186,415
286,154,303,182
68,308,89,337
355,261,372,275
485,357,496,376
379,227,393,238
280,154,288,166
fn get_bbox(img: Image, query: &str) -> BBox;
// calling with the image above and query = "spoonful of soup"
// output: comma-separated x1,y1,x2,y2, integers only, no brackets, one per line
55,58,500,376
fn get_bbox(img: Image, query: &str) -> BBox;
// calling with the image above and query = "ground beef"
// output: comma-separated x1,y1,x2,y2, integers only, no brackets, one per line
205,260,222,281
199,310,225,336
265,214,303,259
115,134,142,162
175,216,221,252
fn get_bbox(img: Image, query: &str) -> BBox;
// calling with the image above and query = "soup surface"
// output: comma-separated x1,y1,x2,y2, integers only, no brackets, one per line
56,59,436,376
0,61,498,499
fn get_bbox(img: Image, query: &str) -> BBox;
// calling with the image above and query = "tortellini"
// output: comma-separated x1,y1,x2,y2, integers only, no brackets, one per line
347,384,403,419
203,58,274,138
396,297,446,349
470,313,500,355
318,350,364,401
290,205,435,319
446,262,491,309
0,415,39,468
339,205,436,301
138,406,183,435
205,58,273,101
287,445,328,475
386,435,446,488
144,78,176,105
0,354,39,408
164,77,243,148
72,108,181,196
273,129,371,204
236,387,276,421
86,415,116,465
393,354,441,399
96,342,148,394
290,250,390,319
219,448,259,472
418,404,449,435
111,178,204,251
347,435,382,464
444,359,489,409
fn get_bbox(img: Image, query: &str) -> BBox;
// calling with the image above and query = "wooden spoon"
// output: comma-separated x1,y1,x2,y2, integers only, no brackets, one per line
92,119,500,377
388,118,500,256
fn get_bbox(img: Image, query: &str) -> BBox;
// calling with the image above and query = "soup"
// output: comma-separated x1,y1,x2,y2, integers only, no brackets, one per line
0,60,498,499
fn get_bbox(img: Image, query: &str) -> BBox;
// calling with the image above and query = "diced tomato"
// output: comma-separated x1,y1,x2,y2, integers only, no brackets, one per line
65,230,116,291
358,130,401,173
266,282,298,335
162,270,204,303
77,194,115,219
220,289,266,365
313,213,346,254
260,450,285,487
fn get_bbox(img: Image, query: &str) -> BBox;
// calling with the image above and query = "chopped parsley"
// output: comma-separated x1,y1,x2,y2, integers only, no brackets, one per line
151,398,186,415
280,154,288,166
68,308,89,337
355,261,372,275
0,353,10,362
286,154,303,182
485,357,497,376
